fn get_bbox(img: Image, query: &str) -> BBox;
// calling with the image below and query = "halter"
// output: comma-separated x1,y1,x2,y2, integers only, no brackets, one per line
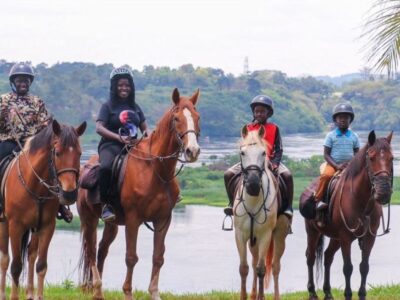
338,148,392,238
234,142,274,247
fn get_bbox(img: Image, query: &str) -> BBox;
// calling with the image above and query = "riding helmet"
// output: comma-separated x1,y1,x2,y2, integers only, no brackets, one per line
332,103,354,123
250,95,274,117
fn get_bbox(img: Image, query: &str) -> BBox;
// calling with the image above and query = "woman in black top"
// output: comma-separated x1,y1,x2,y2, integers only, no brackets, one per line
96,67,150,221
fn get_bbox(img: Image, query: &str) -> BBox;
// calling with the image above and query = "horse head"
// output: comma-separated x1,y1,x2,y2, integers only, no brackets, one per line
171,88,201,162
240,125,267,196
51,119,87,205
366,130,394,205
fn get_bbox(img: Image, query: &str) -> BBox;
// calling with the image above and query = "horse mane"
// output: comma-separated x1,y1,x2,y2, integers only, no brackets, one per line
150,106,174,141
345,137,391,179
241,130,268,158
26,120,79,154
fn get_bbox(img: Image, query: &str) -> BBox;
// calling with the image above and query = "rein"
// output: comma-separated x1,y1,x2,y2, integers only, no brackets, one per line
234,151,274,247
128,105,199,232
338,151,392,238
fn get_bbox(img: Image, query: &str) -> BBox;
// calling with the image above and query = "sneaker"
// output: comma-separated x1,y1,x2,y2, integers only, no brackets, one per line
316,201,328,211
57,205,73,223
101,204,116,222
224,206,233,216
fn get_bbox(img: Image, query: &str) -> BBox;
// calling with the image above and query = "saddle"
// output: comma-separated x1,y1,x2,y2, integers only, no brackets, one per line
0,154,17,220
79,153,129,206
299,172,342,220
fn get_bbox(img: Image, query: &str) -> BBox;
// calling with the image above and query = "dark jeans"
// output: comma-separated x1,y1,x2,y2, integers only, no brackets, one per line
0,140,20,163
98,142,125,204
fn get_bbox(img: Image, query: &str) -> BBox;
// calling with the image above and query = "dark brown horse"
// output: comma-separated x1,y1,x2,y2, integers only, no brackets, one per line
77,88,200,300
300,131,393,300
0,120,86,300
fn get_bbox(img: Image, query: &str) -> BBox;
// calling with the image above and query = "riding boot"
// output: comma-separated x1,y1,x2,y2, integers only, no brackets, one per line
281,171,294,218
56,205,73,223
223,170,235,216
99,168,116,222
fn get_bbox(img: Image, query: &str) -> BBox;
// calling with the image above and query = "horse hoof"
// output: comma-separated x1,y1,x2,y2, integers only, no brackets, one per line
309,296,319,300
324,296,334,300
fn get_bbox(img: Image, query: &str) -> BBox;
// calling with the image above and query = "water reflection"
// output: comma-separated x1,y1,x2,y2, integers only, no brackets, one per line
39,206,399,294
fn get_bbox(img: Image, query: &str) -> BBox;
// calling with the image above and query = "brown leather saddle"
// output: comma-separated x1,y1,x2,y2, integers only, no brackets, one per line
79,153,129,205
0,154,17,220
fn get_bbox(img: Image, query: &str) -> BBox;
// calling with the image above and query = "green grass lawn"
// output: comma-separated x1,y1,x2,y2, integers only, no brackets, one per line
16,283,400,299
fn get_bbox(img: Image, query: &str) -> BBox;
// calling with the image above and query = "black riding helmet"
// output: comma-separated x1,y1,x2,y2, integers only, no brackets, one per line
9,62,35,92
250,95,274,117
332,103,354,123
109,67,135,105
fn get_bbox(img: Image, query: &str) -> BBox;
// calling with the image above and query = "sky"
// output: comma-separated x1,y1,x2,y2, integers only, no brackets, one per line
1,0,377,77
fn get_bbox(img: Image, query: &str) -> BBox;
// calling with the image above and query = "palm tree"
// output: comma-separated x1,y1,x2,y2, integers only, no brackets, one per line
363,0,400,77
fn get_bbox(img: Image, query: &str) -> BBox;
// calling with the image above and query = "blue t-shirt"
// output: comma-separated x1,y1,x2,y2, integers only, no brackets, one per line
324,128,360,164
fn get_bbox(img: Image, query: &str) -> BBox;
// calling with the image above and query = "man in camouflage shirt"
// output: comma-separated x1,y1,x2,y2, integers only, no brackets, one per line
0,62,72,223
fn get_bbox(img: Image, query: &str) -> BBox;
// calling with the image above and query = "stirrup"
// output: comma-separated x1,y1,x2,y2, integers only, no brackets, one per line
222,215,233,231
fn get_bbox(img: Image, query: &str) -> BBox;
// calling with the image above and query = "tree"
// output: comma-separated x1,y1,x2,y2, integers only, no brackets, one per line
363,0,400,77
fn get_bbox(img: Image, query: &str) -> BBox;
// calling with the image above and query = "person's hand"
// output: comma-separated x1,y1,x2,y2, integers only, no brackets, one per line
119,135,132,145
337,162,348,171
271,163,279,174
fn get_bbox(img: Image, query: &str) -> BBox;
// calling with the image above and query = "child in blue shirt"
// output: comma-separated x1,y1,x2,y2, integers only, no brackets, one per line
315,103,360,210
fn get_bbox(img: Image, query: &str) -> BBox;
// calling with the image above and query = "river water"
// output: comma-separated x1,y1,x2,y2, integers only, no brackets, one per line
15,132,400,293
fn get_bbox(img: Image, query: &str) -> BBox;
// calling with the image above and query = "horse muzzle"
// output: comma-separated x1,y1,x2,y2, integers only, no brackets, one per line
184,146,200,162
59,189,78,205
373,176,392,205
245,174,261,196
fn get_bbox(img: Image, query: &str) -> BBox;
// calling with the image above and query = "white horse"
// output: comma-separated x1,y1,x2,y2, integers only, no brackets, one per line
233,125,291,300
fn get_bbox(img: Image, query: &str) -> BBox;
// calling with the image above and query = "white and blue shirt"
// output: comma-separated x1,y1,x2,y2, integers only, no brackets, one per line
324,128,360,164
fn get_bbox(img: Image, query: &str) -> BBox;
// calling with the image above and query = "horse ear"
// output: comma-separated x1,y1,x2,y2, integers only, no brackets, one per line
52,119,61,136
241,125,248,138
368,130,376,146
190,89,200,105
76,121,87,137
258,125,265,138
387,131,393,144
172,88,180,105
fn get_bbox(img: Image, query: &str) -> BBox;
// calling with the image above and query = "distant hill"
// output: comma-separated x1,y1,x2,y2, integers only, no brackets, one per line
316,73,363,86
0,59,399,138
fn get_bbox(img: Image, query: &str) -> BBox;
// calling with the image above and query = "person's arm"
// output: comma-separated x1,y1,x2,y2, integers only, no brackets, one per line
324,146,340,170
270,127,283,169
96,121,129,144
139,121,151,137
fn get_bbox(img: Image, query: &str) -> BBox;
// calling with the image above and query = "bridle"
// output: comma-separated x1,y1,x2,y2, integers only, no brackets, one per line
338,147,393,238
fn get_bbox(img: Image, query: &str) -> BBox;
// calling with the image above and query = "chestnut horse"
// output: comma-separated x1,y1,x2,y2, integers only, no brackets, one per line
301,131,393,300
0,120,86,300
234,125,290,300
77,88,200,300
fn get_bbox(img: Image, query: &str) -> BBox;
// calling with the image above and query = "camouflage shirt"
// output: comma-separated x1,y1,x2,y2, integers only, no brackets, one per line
0,92,51,142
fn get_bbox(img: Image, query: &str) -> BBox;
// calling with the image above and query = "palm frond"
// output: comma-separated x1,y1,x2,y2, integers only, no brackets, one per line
362,0,400,76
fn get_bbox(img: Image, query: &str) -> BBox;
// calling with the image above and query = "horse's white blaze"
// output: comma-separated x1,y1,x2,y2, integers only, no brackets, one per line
69,147,74,152
183,108,200,154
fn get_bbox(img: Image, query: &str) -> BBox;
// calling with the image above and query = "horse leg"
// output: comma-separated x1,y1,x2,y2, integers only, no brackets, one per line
340,241,353,300
358,236,376,300
0,221,9,300
97,222,118,277
9,223,26,300
256,230,273,300
249,242,259,300
306,222,321,300
235,230,249,300
323,239,340,300
26,233,39,300
35,221,56,300
148,217,172,300
272,216,290,300
122,215,141,300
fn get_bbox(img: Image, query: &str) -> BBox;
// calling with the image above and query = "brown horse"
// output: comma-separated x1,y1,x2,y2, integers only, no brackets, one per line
0,119,86,300
77,88,200,300
300,131,393,300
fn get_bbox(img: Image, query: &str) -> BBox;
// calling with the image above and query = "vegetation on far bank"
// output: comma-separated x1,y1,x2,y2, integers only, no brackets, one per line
9,283,400,299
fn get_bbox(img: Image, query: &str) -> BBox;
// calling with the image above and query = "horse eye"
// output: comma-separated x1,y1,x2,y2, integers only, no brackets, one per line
55,152,61,157
262,151,266,156
240,151,245,156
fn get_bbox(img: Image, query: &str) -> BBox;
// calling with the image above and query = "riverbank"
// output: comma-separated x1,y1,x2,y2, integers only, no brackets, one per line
13,283,400,299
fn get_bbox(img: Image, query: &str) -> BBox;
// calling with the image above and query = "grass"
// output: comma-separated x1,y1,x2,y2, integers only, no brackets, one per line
9,283,399,299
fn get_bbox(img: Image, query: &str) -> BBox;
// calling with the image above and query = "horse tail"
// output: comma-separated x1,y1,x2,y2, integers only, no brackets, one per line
21,230,31,274
315,234,324,283
264,238,274,288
